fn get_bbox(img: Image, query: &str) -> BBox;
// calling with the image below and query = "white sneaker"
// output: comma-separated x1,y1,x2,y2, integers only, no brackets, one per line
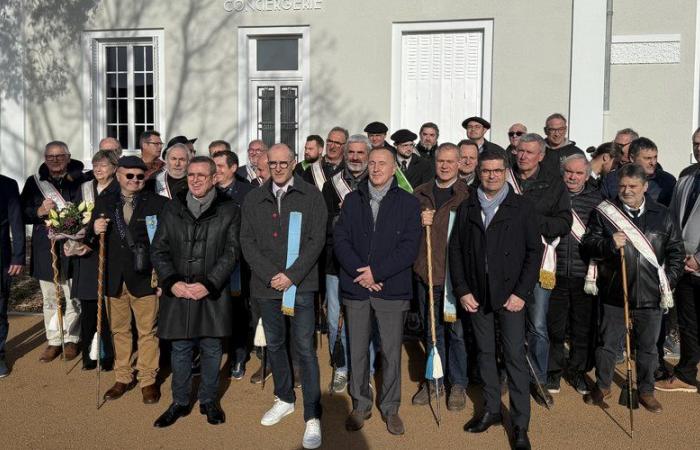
302,418,322,449
260,398,295,426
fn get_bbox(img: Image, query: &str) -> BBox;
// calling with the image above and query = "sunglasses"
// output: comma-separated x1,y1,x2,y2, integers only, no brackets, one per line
124,173,146,180
508,131,525,138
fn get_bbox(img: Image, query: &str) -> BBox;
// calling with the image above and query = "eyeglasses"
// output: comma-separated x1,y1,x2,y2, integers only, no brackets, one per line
508,131,525,138
248,147,263,154
545,127,567,133
268,160,292,169
144,141,163,146
479,168,506,176
124,173,146,180
327,139,346,146
45,154,69,161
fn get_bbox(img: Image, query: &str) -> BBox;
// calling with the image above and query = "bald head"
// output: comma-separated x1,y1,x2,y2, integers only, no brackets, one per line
98,137,123,157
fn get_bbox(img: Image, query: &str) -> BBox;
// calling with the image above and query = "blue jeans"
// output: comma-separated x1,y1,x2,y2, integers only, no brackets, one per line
418,283,468,387
258,293,321,420
326,274,377,375
527,283,551,382
171,337,223,406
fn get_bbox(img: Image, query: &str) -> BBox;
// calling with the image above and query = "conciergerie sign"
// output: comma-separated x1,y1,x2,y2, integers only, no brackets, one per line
224,0,323,12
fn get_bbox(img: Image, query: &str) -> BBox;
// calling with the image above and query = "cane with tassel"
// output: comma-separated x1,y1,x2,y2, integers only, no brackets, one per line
424,224,443,427
49,239,66,359
254,318,267,390
330,311,346,395
618,248,638,438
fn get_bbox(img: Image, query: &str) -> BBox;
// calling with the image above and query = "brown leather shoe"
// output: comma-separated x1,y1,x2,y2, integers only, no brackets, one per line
142,384,161,404
345,409,372,431
103,382,134,401
39,345,62,363
584,385,610,407
639,392,663,413
383,414,405,435
63,343,79,361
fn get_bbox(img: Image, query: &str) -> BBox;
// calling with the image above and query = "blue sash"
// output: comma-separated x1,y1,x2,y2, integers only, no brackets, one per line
443,211,457,322
281,212,303,316
145,215,158,243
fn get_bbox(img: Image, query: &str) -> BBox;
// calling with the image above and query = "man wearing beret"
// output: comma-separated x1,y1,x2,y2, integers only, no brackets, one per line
90,156,168,404
392,129,434,189
364,121,396,153
462,116,506,155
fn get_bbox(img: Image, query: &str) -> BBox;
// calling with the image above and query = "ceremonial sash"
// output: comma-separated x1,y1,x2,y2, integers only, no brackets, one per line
281,211,303,316
310,161,326,191
595,200,674,310
443,211,457,323
395,168,413,193
506,168,559,289
300,160,312,171
154,170,172,199
34,174,67,210
571,209,599,295
145,215,159,288
81,181,95,204
246,165,256,182
331,172,352,202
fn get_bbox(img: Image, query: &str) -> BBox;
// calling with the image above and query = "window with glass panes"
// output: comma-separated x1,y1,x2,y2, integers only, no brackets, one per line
103,43,156,150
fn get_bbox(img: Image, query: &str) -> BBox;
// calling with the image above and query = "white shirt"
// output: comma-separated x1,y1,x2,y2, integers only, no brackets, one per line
622,197,646,218
272,177,294,196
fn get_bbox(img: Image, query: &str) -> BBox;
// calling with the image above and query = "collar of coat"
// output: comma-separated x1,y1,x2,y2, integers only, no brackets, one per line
174,188,231,221
463,184,521,229
38,158,84,182
257,174,311,203
414,177,471,209
611,194,664,216
357,176,400,199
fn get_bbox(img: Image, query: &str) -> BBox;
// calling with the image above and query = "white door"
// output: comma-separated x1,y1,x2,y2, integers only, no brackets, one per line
400,30,484,143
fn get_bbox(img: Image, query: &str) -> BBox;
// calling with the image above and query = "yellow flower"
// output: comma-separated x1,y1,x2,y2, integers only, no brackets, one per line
59,209,68,218
49,209,58,220
81,212,92,224
86,202,94,212
78,201,86,212
50,219,59,227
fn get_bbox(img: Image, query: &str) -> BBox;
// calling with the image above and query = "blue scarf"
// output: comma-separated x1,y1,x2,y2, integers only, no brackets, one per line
477,184,508,228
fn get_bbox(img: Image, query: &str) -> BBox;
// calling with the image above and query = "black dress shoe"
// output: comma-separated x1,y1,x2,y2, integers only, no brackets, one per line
153,403,190,428
199,402,226,425
464,412,502,433
513,426,531,450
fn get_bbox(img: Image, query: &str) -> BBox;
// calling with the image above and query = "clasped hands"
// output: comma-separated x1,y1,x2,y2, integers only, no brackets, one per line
270,272,293,291
172,281,209,300
354,266,383,292
459,292,525,313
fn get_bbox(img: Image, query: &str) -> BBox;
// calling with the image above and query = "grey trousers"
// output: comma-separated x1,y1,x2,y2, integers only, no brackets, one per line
344,297,409,417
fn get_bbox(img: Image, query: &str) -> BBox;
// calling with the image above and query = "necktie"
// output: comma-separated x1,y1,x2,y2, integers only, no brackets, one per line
401,160,408,171
630,209,640,218
123,196,134,224
276,188,284,214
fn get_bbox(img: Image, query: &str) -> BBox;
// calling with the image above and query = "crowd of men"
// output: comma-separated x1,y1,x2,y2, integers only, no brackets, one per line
0,114,699,450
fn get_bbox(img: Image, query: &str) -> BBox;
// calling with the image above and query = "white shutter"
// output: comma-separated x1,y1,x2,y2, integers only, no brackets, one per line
400,30,483,143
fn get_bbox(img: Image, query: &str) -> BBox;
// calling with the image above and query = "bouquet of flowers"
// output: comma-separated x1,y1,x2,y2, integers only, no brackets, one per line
45,201,94,256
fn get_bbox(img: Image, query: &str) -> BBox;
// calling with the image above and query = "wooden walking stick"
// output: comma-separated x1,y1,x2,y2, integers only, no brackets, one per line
50,239,66,360
618,248,638,438
330,312,346,395
95,229,106,408
424,224,443,427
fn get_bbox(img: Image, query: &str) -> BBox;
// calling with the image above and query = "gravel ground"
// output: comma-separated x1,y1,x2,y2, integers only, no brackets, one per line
1,315,698,450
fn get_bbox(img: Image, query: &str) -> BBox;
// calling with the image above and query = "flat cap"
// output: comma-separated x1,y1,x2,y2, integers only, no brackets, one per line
390,129,417,145
461,116,491,130
364,121,389,134
117,156,147,171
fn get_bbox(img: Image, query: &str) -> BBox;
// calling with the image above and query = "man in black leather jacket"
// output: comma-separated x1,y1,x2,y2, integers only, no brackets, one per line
582,163,684,414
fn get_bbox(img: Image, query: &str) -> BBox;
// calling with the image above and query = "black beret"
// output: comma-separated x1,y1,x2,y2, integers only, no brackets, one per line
364,121,389,134
117,156,147,171
167,135,197,148
390,129,417,145
461,116,491,130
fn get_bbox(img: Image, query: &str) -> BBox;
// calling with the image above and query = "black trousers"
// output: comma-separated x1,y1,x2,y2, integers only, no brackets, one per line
471,303,530,429
79,299,114,364
547,276,598,376
674,274,700,384
595,304,662,394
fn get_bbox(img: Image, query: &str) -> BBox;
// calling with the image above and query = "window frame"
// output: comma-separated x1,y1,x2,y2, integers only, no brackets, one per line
81,29,166,165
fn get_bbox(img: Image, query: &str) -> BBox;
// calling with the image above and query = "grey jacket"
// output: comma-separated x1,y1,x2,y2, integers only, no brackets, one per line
669,167,700,277
240,175,328,298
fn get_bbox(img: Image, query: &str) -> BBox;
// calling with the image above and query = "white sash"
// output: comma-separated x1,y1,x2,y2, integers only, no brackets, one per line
505,167,558,289
310,161,326,191
571,209,600,295
34,174,67,210
595,199,674,309
331,172,352,201
154,170,172,199
246,165,256,182
81,180,95,205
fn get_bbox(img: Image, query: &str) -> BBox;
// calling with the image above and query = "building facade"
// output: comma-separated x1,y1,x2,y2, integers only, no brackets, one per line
1,0,699,182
